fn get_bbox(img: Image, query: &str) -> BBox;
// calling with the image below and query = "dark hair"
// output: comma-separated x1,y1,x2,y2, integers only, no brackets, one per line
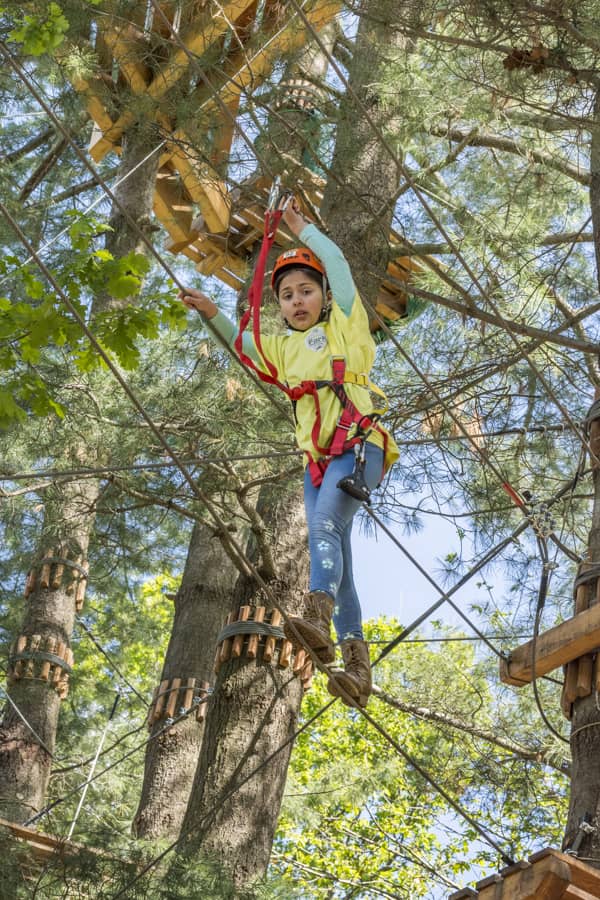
273,265,328,298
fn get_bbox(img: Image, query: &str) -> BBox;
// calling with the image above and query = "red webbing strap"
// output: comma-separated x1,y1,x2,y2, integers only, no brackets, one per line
234,209,288,392
234,236,386,487
502,482,525,508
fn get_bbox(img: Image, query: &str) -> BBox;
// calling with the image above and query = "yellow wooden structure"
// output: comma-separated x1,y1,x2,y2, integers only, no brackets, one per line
69,0,421,325
449,848,600,900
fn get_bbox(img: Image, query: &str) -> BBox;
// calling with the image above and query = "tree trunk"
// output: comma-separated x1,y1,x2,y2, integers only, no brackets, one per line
564,398,600,855
321,0,412,304
563,84,600,859
0,479,98,822
0,126,160,823
133,521,238,838
174,488,309,888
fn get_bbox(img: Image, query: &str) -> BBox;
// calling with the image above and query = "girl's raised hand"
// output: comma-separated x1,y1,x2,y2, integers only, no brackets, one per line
281,198,310,237
178,288,218,319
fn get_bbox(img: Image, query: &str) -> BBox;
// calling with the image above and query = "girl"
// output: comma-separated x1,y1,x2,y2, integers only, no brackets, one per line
180,200,399,708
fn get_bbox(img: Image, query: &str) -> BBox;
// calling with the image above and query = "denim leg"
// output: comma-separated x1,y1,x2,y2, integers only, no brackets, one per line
303,443,384,642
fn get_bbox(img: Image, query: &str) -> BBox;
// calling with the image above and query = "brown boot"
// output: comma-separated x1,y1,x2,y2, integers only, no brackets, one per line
283,591,335,663
327,640,372,708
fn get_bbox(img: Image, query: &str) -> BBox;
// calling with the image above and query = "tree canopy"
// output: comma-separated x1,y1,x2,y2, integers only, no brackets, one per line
1,0,599,896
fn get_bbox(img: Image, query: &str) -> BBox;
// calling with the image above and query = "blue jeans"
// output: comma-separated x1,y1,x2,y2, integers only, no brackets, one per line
303,443,384,642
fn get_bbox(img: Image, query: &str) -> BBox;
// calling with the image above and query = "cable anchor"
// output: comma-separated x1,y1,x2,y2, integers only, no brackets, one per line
522,490,556,538
565,813,595,856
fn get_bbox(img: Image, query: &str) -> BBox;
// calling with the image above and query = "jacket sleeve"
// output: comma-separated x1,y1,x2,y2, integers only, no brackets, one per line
299,223,356,316
207,310,261,365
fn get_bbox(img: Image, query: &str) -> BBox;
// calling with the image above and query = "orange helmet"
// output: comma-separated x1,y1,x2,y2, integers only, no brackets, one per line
271,247,326,292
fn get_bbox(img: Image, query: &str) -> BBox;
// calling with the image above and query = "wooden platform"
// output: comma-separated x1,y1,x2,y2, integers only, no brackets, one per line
0,815,73,862
449,849,600,900
499,603,600,686
68,0,424,330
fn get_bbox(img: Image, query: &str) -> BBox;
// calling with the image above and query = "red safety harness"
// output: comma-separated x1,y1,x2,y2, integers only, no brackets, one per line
234,204,388,487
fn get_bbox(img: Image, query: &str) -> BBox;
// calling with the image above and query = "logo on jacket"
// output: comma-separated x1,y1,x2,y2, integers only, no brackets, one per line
305,327,328,352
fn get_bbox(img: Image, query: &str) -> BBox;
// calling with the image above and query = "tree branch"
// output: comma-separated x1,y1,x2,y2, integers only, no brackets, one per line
372,686,570,776
428,125,590,185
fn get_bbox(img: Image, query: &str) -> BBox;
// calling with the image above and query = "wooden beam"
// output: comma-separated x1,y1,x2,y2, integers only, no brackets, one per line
500,604,600,685
153,175,196,249
70,75,115,136
89,0,256,161
167,130,231,233
190,0,341,117
102,25,152,94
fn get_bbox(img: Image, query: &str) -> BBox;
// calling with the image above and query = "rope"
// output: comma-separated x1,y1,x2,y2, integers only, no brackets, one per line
286,0,598,467
1,16,589,880
35,557,88,578
8,651,72,674
529,535,570,744
216,621,286,642
573,563,600,592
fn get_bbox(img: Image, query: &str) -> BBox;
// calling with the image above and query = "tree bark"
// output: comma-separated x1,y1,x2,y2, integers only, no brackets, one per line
175,488,309,888
563,84,600,859
320,0,413,308
564,404,600,856
132,521,238,839
0,126,160,823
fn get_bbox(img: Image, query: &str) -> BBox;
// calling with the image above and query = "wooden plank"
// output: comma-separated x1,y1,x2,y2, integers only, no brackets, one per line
231,606,251,658
474,852,573,900
209,265,245,290
102,25,152,93
182,677,195,711
193,241,248,279
39,637,56,682
562,887,598,899
219,612,235,665
576,654,594,698
263,610,280,663
301,658,313,692
528,850,600,897
564,660,580,704
153,176,195,245
165,677,181,719
247,607,264,659
147,0,256,100
499,603,600,685
152,679,169,722
168,131,231,233
188,0,340,120
70,75,115,137
91,0,256,161
279,636,293,668
293,647,307,675
39,550,53,589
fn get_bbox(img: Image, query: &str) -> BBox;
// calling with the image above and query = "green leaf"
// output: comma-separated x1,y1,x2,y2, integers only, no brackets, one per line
9,2,69,56
0,390,26,425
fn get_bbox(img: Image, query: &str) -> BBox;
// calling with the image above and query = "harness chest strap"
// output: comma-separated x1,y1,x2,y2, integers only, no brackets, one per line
288,356,389,486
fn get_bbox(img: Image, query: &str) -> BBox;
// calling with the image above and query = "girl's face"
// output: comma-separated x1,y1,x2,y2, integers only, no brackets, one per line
277,269,324,331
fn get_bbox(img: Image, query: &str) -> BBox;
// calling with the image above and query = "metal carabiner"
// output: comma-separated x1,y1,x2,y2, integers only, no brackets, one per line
267,176,282,212
267,176,293,213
